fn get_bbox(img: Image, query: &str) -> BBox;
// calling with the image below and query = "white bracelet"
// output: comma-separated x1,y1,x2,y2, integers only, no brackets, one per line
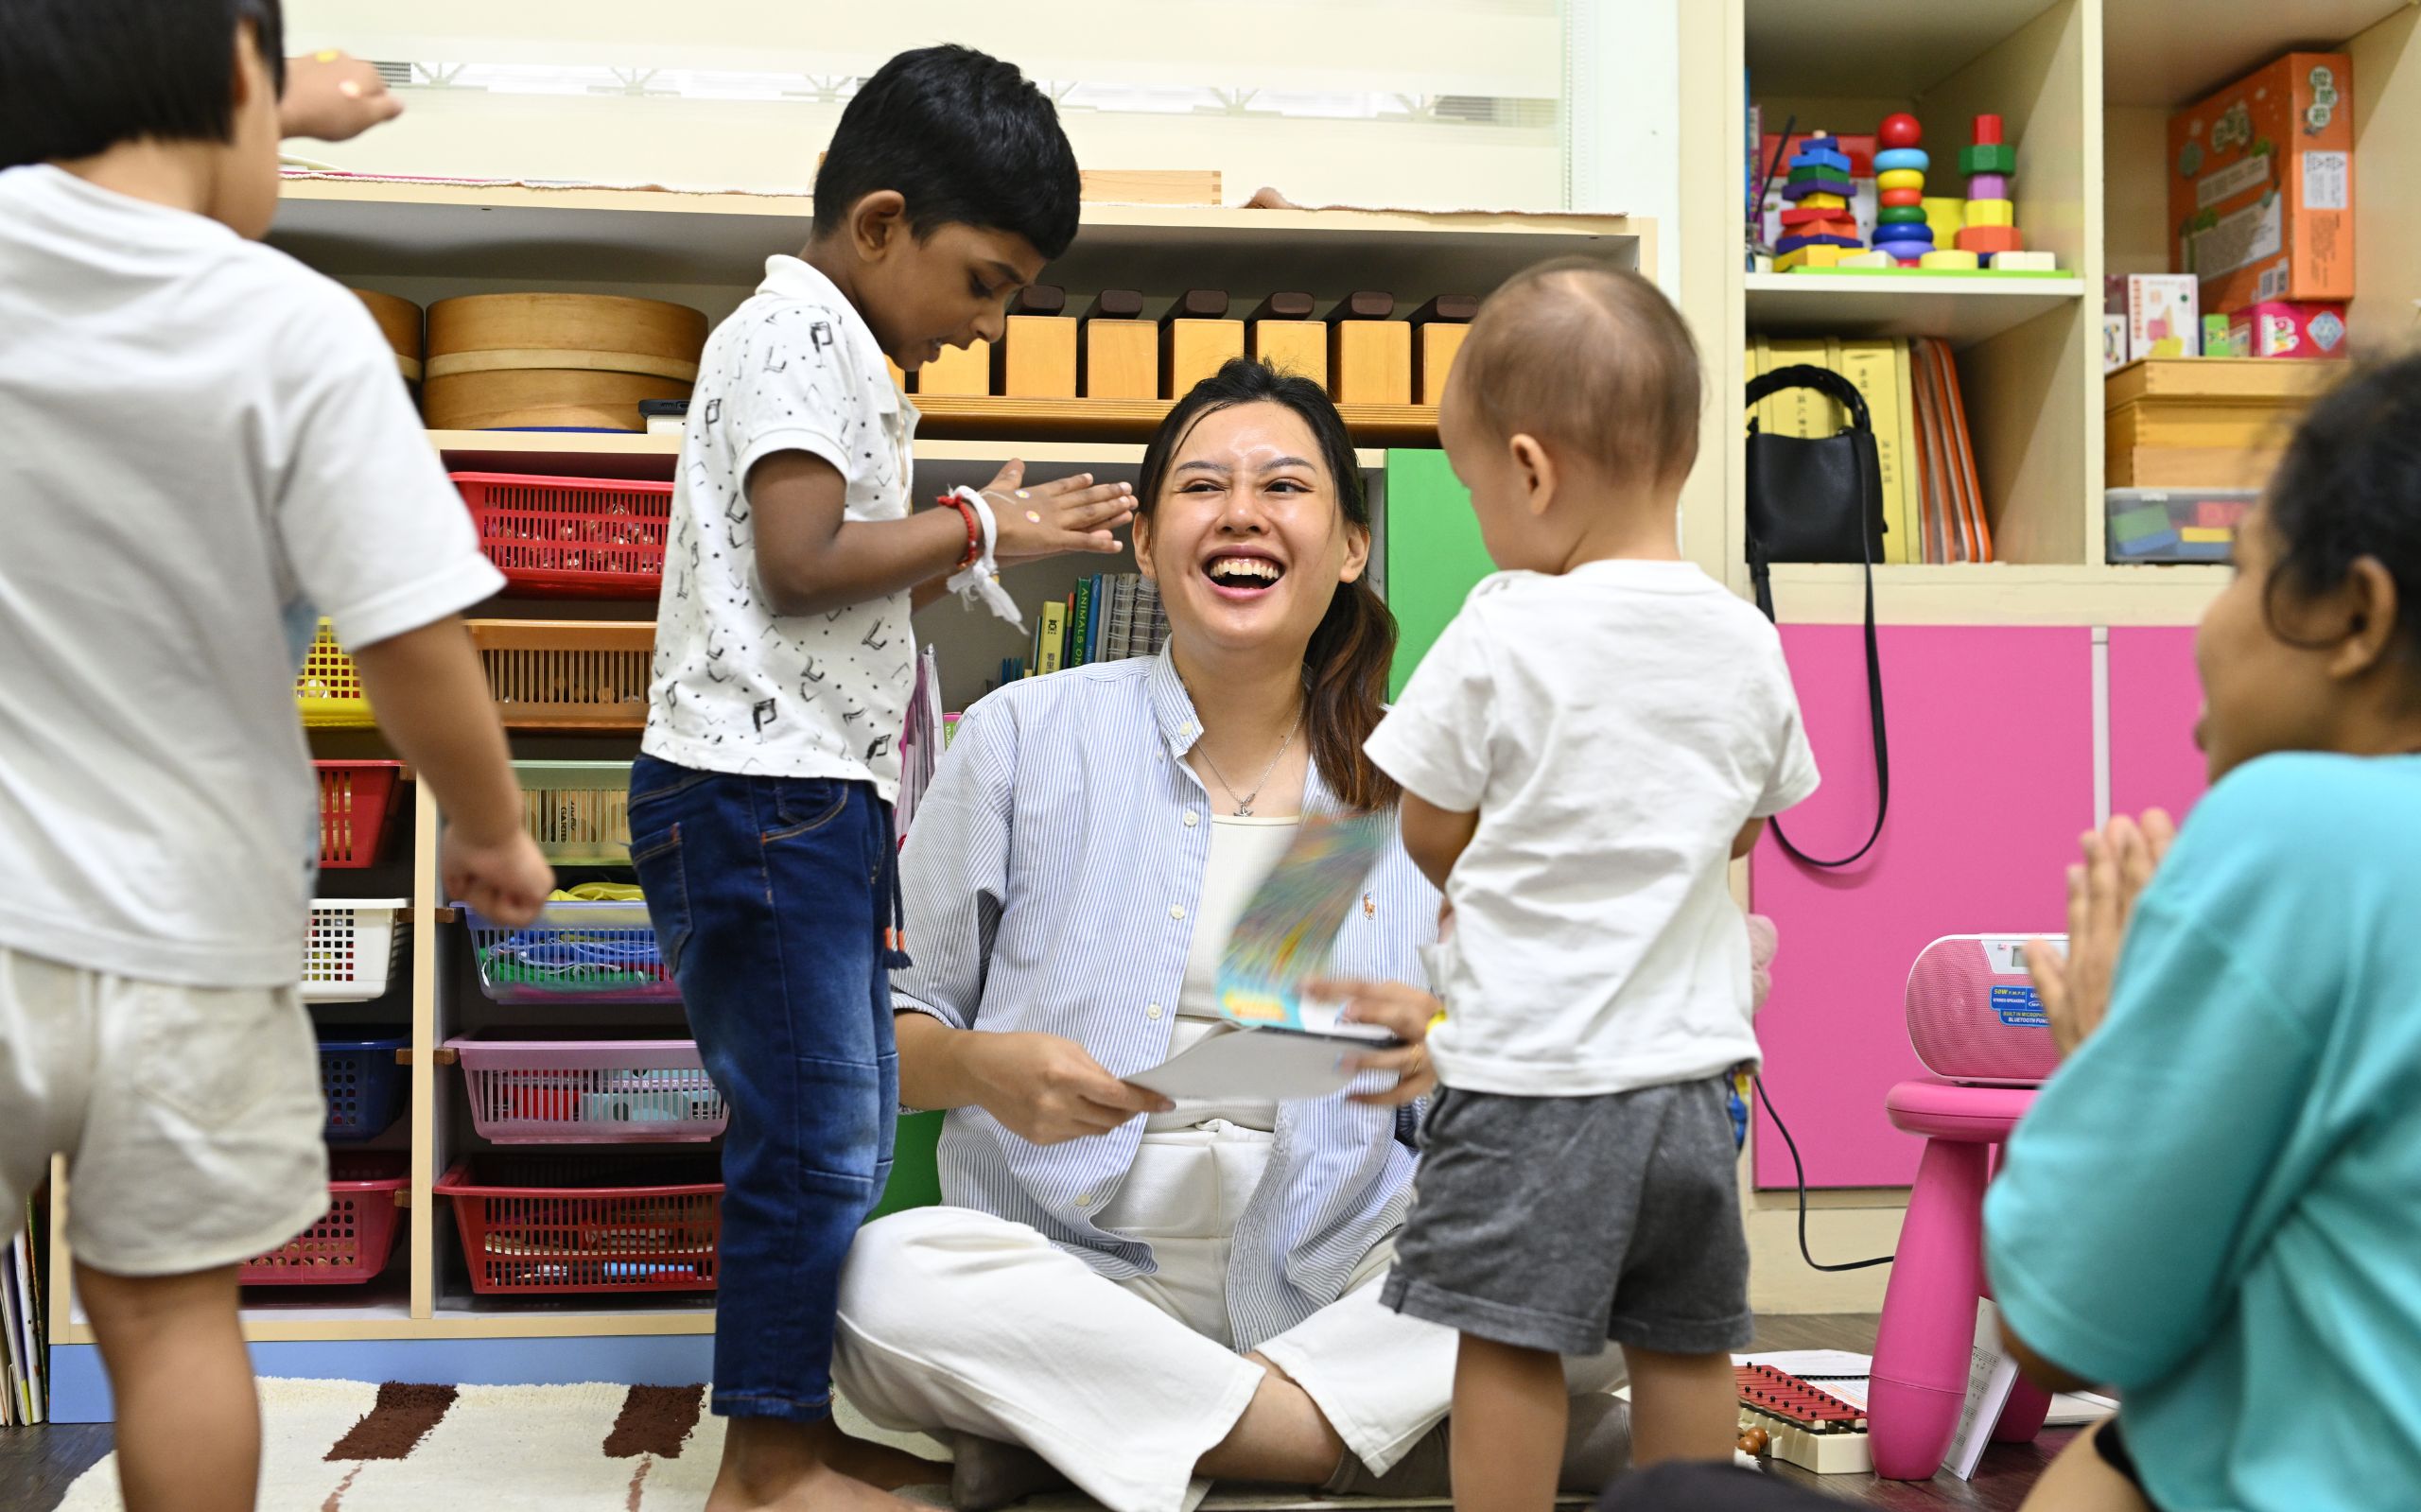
945,486,1025,631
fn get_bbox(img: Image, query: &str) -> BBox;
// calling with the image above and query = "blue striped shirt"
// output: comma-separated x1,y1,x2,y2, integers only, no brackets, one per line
893,648,1440,1350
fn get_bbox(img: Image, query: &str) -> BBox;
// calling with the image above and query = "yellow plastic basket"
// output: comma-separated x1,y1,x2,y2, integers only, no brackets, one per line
295,619,374,728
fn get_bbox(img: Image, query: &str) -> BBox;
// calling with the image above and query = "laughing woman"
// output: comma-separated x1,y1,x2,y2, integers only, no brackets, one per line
831,359,1629,1512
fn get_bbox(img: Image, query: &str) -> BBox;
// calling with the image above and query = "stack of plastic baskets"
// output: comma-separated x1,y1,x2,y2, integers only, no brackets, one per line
449,1031,726,1143
319,1029,409,1140
303,899,409,1002
434,1154,723,1295
515,760,633,865
454,473,673,599
460,898,675,1005
239,1151,408,1285
294,620,374,729
315,760,406,869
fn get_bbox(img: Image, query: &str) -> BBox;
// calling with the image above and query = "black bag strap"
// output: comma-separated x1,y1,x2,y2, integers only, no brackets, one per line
1745,370,1890,870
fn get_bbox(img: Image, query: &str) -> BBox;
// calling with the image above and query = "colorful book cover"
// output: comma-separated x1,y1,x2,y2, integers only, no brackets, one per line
1070,578,1093,669
1889,339,1925,563
1214,812,1393,1031
1835,339,1910,565
1036,599,1068,675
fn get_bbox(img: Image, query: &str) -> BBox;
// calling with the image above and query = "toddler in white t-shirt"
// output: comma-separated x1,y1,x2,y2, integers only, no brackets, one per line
1364,259,1820,1505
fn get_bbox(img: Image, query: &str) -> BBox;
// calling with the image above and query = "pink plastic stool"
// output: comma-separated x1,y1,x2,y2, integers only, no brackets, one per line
1868,1078,2051,1480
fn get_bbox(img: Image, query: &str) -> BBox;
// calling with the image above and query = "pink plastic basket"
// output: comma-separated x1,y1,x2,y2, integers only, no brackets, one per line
448,1032,727,1143
454,472,671,599
239,1151,407,1285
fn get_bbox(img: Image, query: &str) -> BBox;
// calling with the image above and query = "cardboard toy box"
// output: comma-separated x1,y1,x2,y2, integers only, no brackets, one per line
2168,52,2353,309
2228,300,2350,359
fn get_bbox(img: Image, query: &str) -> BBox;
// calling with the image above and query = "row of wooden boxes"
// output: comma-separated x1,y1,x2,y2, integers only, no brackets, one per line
2102,356,2342,565
357,287,1478,430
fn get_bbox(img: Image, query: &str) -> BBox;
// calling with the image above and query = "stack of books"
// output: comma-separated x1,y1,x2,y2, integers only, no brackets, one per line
3,1195,47,1424
998,572,1171,686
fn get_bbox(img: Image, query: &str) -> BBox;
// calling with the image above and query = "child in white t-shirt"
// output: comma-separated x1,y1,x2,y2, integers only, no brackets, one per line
0,3,551,1505
1365,259,1820,1506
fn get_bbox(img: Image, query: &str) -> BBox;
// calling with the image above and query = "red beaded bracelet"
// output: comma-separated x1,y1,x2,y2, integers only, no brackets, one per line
937,492,982,571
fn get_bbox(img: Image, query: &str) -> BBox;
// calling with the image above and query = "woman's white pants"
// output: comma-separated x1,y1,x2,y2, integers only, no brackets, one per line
832,1124,1625,1512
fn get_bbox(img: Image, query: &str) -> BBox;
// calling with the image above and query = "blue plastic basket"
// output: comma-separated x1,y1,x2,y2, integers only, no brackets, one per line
459,900,679,1006
320,1030,409,1142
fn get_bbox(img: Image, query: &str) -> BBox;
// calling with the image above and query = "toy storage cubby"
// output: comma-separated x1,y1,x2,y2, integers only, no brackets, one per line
41,185,1644,1411
1676,0,2421,1305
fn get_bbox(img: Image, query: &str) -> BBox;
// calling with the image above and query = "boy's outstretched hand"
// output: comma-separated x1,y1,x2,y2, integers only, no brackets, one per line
2026,808,2176,1058
442,826,554,930
281,51,405,142
981,460,1136,564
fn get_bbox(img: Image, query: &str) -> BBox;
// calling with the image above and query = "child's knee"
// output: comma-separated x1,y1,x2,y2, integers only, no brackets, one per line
76,1260,241,1338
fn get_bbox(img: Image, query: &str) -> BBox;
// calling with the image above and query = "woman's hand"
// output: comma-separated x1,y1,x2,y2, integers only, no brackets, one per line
281,50,405,142
980,460,1136,565
2027,809,2177,1058
1308,978,1442,1107
966,1030,1171,1144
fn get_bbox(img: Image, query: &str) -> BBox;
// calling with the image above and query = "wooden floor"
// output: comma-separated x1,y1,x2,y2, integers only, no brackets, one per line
0,1315,2055,1512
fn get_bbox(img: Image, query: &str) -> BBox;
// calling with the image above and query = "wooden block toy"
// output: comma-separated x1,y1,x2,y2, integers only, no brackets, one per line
1959,142,2017,176
1873,222,1935,248
1160,289,1244,397
1988,250,2058,271
1878,112,1922,149
1776,235,1860,253
919,339,992,395
1872,148,1929,173
1246,292,1328,387
1875,167,1925,193
995,285,1077,398
1796,192,1850,211
1837,250,1896,269
1877,205,1927,225
1794,145,1852,174
1786,162,1846,183
1080,289,1158,400
1919,249,1981,269
1878,187,1923,208
1965,198,2014,228
1780,205,1845,226
1956,224,2024,254
1776,244,1853,271
1409,294,1477,405
1782,179,1854,202
1327,292,1411,405
1967,172,2010,200
1736,1365,1872,1477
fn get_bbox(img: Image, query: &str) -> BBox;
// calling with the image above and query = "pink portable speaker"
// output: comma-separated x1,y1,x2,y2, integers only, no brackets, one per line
1904,934,2064,1086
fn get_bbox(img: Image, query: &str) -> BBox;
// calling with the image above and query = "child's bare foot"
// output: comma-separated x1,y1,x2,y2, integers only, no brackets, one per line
708,1416,940,1512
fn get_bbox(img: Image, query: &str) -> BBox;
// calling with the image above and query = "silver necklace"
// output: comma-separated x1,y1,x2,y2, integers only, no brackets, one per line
1193,706,1304,817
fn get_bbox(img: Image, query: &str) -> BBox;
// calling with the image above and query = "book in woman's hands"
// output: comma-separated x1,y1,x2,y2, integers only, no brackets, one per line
1213,811,1397,1038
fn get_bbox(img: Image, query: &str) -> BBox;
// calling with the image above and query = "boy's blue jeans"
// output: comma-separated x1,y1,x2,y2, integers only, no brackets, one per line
626,755,901,1422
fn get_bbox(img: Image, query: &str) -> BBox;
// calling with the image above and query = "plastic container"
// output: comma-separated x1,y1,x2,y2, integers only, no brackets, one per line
434,1154,722,1295
454,472,673,599
303,899,409,1002
459,898,677,1005
295,620,374,729
468,620,653,732
450,1031,725,1143
315,760,406,869
2104,487,2256,564
239,1151,408,1285
515,760,634,864
320,1029,409,1141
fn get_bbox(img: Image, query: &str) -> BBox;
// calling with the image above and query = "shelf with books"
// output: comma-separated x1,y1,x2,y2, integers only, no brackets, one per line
911,395,1440,447
1745,274,2087,349
427,432,1385,483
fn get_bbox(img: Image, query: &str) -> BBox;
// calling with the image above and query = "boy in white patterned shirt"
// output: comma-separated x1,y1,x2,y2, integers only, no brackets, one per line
1365,259,1820,1510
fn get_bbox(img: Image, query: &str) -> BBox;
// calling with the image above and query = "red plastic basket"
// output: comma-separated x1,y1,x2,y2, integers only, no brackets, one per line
435,1155,722,1295
315,760,405,869
454,471,673,599
239,1151,408,1285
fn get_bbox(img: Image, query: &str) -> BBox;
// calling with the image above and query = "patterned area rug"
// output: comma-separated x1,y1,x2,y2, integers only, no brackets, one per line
54,1379,1524,1511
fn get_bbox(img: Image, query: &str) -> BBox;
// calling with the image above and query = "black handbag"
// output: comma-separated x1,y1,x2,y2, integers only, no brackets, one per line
1744,364,1888,869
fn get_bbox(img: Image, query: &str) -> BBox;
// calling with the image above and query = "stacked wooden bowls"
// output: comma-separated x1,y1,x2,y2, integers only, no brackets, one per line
423,294,708,431
352,289,424,386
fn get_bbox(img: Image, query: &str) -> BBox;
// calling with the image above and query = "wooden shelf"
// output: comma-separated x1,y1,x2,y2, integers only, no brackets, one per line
2103,0,2409,106
911,394,1438,446
1746,274,2087,349
1745,0,2066,97
426,431,1384,477
276,177,1644,299
1761,562,2227,626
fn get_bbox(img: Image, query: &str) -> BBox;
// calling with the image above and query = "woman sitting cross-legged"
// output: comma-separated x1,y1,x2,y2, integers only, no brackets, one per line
831,358,1634,1512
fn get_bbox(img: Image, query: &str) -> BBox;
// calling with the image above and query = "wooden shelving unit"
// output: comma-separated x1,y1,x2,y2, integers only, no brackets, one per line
47,182,1647,1391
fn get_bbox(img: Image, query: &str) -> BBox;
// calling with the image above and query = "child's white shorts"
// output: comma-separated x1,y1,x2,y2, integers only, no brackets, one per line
0,944,329,1277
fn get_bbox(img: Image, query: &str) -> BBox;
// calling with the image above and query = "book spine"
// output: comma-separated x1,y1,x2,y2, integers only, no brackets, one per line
1890,339,1925,564
1036,600,1068,675
1070,578,1093,668
1837,339,1907,565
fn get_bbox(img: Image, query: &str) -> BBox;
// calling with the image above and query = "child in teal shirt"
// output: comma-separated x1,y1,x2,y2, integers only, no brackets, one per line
1991,355,2421,1512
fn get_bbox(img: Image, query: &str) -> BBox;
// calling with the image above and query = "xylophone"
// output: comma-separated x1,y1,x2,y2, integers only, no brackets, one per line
1735,1364,1873,1475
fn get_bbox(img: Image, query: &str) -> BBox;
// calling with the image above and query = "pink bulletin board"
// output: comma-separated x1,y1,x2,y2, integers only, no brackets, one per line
1750,626,2096,1189
2109,627,2211,821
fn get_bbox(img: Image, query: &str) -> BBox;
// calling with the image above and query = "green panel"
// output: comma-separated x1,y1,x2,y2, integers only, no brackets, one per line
1383,448,1493,700
867,1109,945,1221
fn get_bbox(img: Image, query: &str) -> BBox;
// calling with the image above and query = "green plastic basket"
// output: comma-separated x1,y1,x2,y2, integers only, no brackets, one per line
515,759,634,865
869,1110,944,1221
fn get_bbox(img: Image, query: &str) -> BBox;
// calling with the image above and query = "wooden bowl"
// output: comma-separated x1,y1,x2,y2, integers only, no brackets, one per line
351,288,424,381
426,293,708,383
424,369,692,432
